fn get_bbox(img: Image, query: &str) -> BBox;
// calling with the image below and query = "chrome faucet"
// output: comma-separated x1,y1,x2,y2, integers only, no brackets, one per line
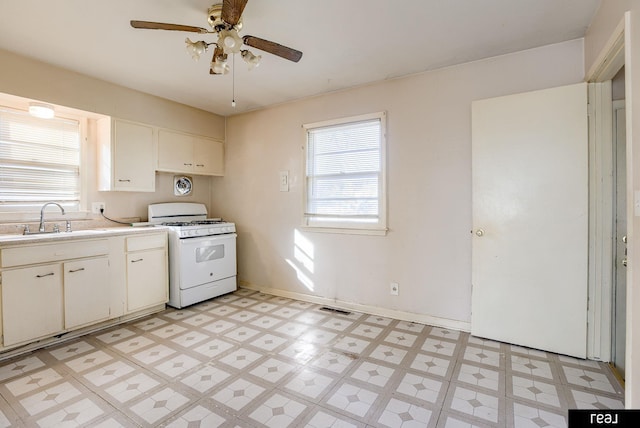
39,202,65,232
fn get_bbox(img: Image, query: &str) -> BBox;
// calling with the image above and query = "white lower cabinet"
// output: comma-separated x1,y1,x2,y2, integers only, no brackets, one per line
126,234,168,312
64,257,110,329
0,231,168,351
2,264,64,347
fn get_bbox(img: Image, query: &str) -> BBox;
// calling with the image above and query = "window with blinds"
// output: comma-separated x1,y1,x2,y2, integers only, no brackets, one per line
0,107,81,211
303,111,387,233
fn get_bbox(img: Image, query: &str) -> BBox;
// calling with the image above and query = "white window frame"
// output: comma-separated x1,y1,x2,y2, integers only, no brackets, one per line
302,111,387,235
0,100,88,220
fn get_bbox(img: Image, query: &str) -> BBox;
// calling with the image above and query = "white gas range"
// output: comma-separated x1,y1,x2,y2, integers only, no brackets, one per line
148,202,237,308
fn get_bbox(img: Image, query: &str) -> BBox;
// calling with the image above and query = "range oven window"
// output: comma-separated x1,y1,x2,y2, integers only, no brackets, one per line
195,244,225,263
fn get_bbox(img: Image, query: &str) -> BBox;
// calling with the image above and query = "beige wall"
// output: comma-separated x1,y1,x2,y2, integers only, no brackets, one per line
215,39,585,325
0,49,225,220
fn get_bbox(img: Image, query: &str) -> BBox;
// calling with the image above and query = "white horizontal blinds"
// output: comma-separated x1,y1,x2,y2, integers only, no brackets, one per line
0,107,80,210
306,118,381,222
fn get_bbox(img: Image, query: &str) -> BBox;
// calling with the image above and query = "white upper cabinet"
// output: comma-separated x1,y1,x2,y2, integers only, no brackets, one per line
158,129,224,176
97,117,156,192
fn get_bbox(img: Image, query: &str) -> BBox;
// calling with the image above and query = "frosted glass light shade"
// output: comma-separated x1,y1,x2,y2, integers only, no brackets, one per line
28,102,55,119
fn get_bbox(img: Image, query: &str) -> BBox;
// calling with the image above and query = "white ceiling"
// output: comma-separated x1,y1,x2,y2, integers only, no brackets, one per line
0,0,601,117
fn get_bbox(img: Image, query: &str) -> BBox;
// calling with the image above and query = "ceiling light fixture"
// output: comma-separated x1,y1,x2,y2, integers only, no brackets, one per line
241,49,261,70
28,102,55,119
185,38,212,61
211,54,229,75
187,28,261,72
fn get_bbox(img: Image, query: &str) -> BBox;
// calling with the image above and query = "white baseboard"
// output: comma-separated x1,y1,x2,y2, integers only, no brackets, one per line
239,280,471,333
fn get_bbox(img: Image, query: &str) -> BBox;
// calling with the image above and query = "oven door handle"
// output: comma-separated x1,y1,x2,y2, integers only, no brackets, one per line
179,233,237,242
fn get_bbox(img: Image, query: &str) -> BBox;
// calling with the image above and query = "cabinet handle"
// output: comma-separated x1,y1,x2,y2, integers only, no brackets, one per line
118,179,131,182
196,164,205,167
131,258,144,263
36,272,55,278
184,163,192,166
68,268,85,273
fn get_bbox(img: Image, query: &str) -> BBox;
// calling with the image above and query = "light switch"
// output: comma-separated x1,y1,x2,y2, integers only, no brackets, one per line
279,170,289,192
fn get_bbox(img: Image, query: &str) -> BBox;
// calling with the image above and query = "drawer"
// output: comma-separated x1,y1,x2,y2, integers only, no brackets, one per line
126,232,167,252
1,239,109,268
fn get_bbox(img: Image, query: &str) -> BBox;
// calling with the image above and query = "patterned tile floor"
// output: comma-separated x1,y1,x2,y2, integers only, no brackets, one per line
0,289,625,427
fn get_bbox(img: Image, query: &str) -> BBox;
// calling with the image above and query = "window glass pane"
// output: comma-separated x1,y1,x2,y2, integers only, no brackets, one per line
305,114,384,227
0,106,81,210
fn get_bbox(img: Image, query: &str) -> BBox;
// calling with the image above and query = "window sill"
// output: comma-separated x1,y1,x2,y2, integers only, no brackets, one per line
300,225,388,236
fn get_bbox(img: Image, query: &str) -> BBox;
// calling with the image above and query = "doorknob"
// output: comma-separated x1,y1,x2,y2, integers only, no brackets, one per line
475,229,485,237
623,258,628,267
623,235,627,243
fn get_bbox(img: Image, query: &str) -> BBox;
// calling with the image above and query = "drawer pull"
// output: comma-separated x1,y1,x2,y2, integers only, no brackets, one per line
118,179,131,182
36,272,55,278
68,268,85,273
131,258,144,263
196,164,205,167
184,163,192,166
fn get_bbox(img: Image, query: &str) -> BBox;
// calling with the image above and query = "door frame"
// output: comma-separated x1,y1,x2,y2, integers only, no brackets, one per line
586,81,614,362
586,10,640,407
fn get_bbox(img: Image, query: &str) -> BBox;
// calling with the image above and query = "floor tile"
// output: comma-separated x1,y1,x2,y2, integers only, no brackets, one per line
34,397,104,427
5,368,64,397
128,387,190,424
284,368,335,399
180,364,231,393
211,378,266,412
248,392,308,427
377,397,436,428
164,403,229,427
396,371,448,405
0,288,624,427
324,382,379,420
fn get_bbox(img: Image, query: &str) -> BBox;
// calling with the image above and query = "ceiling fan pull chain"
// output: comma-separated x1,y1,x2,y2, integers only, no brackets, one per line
232,53,236,108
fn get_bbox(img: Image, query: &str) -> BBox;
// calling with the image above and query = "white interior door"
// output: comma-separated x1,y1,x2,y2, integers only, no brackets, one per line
471,83,589,358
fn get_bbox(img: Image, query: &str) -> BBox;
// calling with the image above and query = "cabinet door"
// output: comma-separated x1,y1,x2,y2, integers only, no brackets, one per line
64,257,110,329
158,130,194,173
2,264,63,347
127,249,168,312
194,137,224,175
114,120,156,191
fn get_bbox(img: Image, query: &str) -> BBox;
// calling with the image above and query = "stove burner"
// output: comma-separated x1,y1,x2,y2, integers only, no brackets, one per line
161,220,224,227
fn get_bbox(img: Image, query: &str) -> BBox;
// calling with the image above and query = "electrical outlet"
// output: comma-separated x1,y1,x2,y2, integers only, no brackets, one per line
279,170,289,192
92,202,105,214
390,282,399,296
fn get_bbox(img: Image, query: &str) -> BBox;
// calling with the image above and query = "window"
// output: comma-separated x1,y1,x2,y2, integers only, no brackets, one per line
0,106,81,212
303,111,387,234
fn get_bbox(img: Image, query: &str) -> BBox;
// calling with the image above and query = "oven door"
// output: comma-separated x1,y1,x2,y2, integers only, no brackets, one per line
178,233,237,290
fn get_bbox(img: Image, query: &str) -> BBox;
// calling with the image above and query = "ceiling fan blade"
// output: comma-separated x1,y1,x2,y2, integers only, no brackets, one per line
130,20,211,34
242,35,303,62
221,0,248,26
210,46,226,74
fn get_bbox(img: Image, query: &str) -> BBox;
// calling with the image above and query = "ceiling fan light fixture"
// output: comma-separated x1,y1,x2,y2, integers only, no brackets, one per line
241,49,261,70
185,38,209,61
28,102,55,119
212,55,229,74
218,29,243,54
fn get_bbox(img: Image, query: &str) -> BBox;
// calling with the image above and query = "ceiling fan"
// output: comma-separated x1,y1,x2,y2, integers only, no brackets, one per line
130,0,303,75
